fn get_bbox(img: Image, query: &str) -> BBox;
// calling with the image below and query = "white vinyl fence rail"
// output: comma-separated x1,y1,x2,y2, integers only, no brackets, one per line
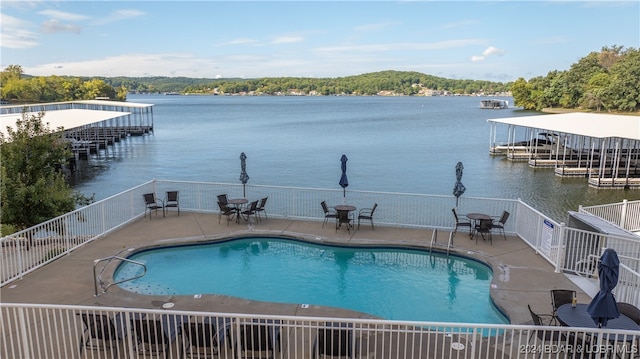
2,180,639,302
2,303,638,359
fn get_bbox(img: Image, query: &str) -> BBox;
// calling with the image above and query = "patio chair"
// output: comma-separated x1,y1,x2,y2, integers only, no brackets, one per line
321,201,337,228
217,201,236,226
550,289,576,325
357,203,377,230
241,200,259,223
165,191,179,216
217,194,229,206
131,316,172,358
312,322,355,359
452,208,471,236
492,211,510,240
143,193,165,219
617,302,640,353
77,312,121,356
256,197,268,222
617,302,640,324
237,323,276,359
336,208,354,234
181,320,220,358
473,218,493,245
527,304,566,357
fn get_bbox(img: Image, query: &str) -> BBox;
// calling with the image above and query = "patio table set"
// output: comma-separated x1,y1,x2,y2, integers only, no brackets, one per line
452,208,510,245
217,194,268,225
528,250,640,359
321,201,377,234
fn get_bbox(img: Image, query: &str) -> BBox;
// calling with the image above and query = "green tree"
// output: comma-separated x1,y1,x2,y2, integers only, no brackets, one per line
0,110,93,237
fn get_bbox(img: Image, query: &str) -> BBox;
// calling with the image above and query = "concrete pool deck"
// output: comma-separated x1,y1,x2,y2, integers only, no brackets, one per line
0,211,594,325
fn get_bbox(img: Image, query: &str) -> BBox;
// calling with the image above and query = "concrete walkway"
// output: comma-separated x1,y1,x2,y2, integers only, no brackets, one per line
1,211,591,325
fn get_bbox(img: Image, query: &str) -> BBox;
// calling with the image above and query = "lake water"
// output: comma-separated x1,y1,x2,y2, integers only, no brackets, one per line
69,94,639,222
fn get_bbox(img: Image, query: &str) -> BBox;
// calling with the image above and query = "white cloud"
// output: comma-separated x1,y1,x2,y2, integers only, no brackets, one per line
471,46,506,62
23,53,217,77
41,19,82,34
93,9,145,25
38,10,89,22
272,36,304,44
0,14,39,49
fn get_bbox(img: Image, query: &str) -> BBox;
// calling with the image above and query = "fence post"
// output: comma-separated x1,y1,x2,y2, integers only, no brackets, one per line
620,199,628,229
555,222,566,273
17,307,32,359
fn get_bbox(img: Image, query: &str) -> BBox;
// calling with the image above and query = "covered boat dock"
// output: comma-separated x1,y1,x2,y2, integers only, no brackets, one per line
0,100,154,159
487,112,640,189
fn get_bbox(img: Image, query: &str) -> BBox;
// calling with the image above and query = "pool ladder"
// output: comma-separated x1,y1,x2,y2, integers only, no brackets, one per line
93,255,146,296
429,229,455,256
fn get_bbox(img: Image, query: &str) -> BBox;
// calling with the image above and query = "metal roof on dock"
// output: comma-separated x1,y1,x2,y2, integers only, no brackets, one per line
487,112,640,140
0,109,131,137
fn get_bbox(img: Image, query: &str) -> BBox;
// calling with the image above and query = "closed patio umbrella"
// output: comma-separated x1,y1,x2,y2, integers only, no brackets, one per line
453,162,466,208
587,248,620,327
339,154,349,199
239,152,249,198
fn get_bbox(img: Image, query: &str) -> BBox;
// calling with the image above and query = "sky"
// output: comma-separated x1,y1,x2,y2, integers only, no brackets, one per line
1,1,638,82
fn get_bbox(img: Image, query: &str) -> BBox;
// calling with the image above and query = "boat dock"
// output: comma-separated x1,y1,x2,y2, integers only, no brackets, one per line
487,113,640,189
0,100,155,161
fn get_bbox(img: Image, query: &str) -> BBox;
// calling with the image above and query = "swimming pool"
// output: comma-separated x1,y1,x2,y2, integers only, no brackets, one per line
115,237,508,324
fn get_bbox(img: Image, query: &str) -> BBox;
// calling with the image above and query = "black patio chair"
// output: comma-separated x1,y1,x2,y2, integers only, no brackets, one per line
321,201,337,228
181,320,220,358
217,194,229,206
143,193,164,219
452,208,472,236
77,312,121,356
473,218,493,245
550,289,576,325
256,197,268,222
165,191,179,216
130,316,172,358
312,322,355,359
492,210,510,240
527,304,566,358
236,323,276,359
357,203,377,230
241,200,259,223
217,201,236,226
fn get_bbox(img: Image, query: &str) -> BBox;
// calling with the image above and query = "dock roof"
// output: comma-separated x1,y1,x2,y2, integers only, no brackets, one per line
487,113,640,140
0,109,131,137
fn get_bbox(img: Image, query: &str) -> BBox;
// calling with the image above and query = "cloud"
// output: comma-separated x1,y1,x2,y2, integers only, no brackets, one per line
471,46,506,62
354,22,397,32
316,39,486,54
23,53,218,77
271,36,303,44
38,10,89,22
41,19,82,34
0,14,39,49
219,38,260,46
93,9,145,25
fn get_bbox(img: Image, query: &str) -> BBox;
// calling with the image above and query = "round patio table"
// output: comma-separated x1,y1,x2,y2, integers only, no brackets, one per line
228,198,248,223
557,303,639,342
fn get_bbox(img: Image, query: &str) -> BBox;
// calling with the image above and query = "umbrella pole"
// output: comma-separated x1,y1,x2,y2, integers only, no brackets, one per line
243,184,246,198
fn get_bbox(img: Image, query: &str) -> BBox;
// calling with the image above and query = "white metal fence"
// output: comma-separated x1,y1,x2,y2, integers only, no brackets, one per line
2,180,639,305
580,200,640,233
2,303,638,359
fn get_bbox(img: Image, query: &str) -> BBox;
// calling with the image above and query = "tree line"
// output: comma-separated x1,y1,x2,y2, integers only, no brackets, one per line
511,46,639,112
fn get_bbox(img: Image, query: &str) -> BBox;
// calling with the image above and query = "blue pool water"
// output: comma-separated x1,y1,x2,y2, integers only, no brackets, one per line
115,237,508,324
